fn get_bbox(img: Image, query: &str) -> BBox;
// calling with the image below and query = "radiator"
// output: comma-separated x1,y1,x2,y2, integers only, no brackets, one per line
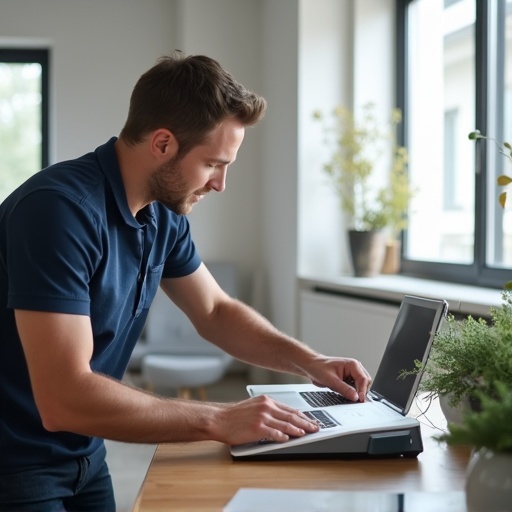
299,290,400,377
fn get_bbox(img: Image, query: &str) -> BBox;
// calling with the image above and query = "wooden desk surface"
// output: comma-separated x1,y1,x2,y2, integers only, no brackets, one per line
133,401,470,511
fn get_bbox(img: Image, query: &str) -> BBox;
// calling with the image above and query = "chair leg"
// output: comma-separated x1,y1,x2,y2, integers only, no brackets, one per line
179,388,191,399
177,387,207,400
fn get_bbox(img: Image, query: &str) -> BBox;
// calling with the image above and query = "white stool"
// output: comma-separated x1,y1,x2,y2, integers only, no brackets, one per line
141,354,231,400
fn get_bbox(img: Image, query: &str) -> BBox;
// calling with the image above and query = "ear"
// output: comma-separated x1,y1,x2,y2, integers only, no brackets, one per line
150,129,179,160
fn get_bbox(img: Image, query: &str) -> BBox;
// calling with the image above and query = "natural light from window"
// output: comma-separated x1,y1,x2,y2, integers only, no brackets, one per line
0,62,42,202
405,0,512,273
405,0,476,264
492,3,512,267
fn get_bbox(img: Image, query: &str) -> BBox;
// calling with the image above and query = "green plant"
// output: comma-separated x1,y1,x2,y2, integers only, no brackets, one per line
313,103,414,235
436,381,512,453
400,290,512,407
470,130,512,289
469,130,512,209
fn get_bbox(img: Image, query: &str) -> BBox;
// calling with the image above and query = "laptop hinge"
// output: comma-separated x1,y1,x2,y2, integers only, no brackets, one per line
381,399,404,415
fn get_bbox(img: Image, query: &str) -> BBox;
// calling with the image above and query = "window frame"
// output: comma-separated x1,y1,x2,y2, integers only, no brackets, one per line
396,0,511,289
0,48,50,169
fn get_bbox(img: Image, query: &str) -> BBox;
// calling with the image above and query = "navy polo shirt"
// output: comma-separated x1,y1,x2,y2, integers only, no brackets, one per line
0,137,201,470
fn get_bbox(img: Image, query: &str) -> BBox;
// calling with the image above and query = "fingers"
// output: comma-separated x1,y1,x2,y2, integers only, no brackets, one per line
352,359,372,401
218,395,319,446
337,380,360,402
259,400,319,442
311,358,372,402
341,359,372,402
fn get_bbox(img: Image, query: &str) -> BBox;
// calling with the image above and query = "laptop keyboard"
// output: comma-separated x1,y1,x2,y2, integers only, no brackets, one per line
299,391,355,408
303,409,339,429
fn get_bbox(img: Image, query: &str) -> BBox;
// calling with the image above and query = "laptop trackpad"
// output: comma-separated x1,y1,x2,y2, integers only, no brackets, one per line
261,392,306,409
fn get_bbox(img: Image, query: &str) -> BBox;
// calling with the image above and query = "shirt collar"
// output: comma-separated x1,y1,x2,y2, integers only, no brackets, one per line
95,137,155,228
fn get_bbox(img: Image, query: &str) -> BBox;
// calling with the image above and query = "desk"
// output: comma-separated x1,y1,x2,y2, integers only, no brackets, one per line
133,402,470,511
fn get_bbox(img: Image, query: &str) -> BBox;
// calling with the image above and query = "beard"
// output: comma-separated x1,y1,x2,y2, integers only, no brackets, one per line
147,156,209,215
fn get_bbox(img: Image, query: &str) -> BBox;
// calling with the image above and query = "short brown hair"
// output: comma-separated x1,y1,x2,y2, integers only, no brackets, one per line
119,51,267,157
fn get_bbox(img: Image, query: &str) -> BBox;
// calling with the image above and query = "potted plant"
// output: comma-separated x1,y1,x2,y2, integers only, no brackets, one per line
400,290,512,422
408,132,512,419
436,382,512,512
313,103,414,276
376,144,411,274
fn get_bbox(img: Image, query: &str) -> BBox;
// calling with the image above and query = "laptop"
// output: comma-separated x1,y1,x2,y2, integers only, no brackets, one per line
230,295,448,459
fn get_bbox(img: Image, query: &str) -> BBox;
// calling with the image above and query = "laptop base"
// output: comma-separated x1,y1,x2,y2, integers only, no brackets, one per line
231,425,423,460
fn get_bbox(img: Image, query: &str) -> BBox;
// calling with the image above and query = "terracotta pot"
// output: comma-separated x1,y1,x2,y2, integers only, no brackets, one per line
381,239,401,274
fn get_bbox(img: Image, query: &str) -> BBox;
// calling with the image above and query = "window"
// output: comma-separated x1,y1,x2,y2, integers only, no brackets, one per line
443,109,462,211
0,49,49,202
397,0,512,287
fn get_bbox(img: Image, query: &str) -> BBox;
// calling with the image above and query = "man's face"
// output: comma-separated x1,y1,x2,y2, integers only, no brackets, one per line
148,118,245,215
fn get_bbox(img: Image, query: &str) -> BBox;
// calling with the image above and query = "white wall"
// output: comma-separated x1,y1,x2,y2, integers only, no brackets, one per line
0,0,176,162
172,0,265,305
0,0,263,305
298,0,355,278
257,0,300,333
0,0,397,342
297,0,396,280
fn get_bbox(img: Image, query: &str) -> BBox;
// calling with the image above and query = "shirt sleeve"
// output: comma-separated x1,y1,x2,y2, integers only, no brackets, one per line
161,214,201,279
6,189,101,315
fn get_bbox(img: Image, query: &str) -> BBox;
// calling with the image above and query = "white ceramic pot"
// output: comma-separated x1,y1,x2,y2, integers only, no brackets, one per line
439,393,470,425
465,447,512,512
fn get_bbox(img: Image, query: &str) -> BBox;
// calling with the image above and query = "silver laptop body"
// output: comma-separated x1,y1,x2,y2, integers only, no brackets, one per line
230,295,448,459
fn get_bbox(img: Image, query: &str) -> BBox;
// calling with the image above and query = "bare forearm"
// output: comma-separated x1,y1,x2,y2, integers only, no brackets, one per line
16,309,324,448
196,300,371,403
40,371,321,447
41,371,223,443
198,298,320,376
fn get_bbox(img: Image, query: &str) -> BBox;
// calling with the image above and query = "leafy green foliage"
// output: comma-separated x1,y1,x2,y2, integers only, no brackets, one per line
401,290,512,407
469,130,512,210
313,103,414,235
436,381,512,453
469,131,512,289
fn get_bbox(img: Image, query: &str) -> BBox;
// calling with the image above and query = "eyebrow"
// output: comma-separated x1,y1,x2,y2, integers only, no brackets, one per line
210,158,234,166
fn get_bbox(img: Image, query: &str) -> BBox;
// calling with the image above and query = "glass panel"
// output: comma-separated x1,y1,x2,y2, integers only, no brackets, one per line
487,0,512,268
0,62,42,202
405,0,476,264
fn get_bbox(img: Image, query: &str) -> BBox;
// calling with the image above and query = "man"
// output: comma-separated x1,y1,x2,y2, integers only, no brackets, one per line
0,52,371,511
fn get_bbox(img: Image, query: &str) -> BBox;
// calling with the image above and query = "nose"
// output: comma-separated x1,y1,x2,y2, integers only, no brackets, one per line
208,166,227,192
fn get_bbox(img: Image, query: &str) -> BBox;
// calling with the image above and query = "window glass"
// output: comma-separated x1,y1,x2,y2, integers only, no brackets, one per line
0,50,47,202
404,0,476,265
487,2,512,269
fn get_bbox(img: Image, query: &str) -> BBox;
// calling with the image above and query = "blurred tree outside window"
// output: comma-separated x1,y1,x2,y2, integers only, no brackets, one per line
0,49,48,202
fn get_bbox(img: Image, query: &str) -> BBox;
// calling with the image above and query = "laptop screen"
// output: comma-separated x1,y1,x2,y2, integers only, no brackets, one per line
370,295,447,414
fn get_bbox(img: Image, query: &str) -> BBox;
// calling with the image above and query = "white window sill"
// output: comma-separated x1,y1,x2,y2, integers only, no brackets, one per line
298,273,503,318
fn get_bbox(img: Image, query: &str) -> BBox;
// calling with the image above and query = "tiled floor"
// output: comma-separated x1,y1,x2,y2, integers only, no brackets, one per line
106,371,250,511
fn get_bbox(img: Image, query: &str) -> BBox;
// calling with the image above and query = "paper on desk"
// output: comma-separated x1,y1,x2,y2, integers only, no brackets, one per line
223,488,466,512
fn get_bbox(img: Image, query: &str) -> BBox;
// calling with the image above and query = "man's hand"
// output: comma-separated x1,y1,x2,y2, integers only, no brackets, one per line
211,395,320,446
306,356,372,403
